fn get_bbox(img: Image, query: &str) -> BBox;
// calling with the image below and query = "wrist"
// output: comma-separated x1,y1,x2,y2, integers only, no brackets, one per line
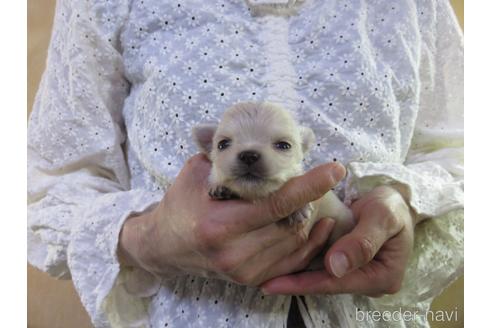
117,208,158,272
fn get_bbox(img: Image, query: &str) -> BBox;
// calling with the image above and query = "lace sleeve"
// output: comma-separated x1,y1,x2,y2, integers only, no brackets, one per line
27,0,160,326
344,0,463,220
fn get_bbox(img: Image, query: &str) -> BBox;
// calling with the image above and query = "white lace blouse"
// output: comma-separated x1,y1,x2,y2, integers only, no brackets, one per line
27,0,464,327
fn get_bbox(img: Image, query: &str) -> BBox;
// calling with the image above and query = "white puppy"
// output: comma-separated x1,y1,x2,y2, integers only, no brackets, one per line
193,102,354,243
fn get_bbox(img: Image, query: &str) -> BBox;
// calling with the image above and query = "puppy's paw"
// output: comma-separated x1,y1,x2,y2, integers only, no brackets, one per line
287,203,314,225
208,186,239,200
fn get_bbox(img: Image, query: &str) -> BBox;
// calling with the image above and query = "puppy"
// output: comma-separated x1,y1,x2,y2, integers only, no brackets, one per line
192,102,354,243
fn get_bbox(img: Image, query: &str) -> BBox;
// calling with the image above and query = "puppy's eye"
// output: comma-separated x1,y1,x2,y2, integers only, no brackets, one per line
274,141,291,150
217,139,231,150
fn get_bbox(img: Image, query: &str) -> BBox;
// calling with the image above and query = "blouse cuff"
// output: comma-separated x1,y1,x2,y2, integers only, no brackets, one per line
344,161,464,219
27,223,71,279
67,189,161,327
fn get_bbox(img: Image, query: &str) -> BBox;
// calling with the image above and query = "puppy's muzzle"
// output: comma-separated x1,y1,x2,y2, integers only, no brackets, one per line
238,150,261,166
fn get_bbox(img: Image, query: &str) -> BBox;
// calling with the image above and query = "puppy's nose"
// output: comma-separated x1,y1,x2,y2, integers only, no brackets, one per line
238,150,261,165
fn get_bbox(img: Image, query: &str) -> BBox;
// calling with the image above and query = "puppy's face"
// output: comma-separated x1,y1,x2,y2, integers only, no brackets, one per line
193,102,314,200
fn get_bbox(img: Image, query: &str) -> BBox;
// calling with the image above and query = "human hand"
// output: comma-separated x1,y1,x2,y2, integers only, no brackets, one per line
118,154,346,286
261,185,415,296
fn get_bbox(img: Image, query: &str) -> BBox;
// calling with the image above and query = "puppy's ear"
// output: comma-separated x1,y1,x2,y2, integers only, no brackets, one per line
300,126,315,154
192,124,218,155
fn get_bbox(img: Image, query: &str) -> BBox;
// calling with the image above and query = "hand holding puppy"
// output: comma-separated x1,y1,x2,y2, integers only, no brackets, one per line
261,185,416,296
118,154,346,286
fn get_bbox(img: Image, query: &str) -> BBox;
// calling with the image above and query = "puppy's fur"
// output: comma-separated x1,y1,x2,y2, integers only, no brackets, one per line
193,102,354,243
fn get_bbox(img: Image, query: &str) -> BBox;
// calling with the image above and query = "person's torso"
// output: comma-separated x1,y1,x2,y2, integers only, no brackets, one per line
120,0,423,195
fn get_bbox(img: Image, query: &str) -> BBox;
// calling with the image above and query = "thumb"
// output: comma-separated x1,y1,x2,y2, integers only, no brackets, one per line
179,154,212,187
324,222,388,278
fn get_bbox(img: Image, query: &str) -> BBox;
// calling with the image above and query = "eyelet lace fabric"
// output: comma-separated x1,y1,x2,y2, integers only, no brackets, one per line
28,0,463,327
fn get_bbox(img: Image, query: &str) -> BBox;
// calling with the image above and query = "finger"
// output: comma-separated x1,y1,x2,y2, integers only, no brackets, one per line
261,260,388,295
231,162,346,231
324,205,403,278
220,221,308,266
179,154,212,188
261,218,335,282
231,220,317,285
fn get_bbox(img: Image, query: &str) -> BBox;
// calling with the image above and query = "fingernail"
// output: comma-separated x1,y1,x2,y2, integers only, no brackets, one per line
330,252,349,278
332,164,346,181
326,218,336,226
322,218,336,230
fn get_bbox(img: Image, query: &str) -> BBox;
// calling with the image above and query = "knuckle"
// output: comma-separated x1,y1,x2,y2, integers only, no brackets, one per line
371,200,392,217
356,237,376,263
233,271,257,286
211,252,237,274
385,212,399,228
381,213,401,234
303,177,325,200
384,278,403,295
267,196,292,219
367,200,400,230
195,220,226,250
298,173,330,202
308,184,325,202
295,229,309,247
379,204,398,225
